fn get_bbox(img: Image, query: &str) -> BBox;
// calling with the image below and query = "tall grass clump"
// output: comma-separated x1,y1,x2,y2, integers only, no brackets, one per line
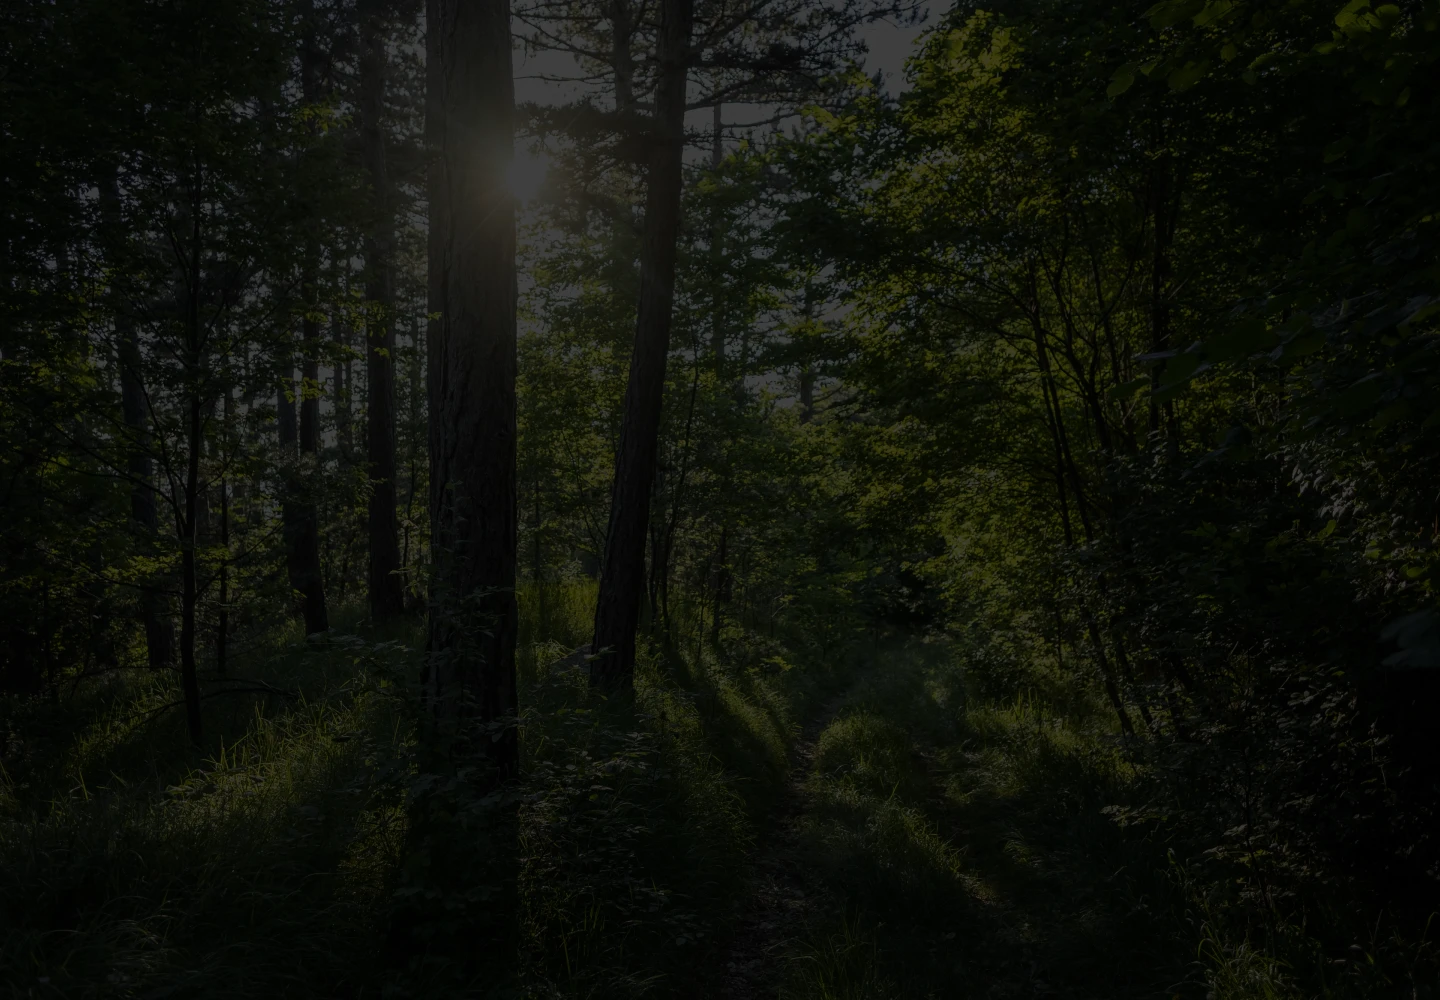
788,637,1199,999
516,580,787,997
0,625,418,998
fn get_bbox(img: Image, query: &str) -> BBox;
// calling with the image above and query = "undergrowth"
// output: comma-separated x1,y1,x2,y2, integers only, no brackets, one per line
784,637,1439,1000
0,615,414,998
0,583,799,998
4,589,1433,998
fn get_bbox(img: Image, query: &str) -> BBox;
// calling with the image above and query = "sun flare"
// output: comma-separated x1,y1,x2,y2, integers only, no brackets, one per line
506,151,550,203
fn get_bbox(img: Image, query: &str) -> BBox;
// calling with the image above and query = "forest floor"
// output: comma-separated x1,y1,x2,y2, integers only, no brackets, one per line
698,637,1202,1000
716,687,849,1000
0,600,1210,998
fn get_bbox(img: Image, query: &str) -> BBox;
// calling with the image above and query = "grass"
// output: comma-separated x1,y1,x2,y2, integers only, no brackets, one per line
0,618,415,998
3,591,1433,998
787,639,1198,999
0,584,797,998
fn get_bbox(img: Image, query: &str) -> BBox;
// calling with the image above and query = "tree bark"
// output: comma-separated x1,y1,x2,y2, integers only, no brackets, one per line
181,387,204,746
278,360,328,634
711,524,728,646
360,0,406,620
1147,152,1175,440
179,209,204,747
611,0,636,113
101,175,175,671
710,101,725,377
279,9,330,637
333,272,354,459
217,474,229,675
425,0,519,768
590,0,693,690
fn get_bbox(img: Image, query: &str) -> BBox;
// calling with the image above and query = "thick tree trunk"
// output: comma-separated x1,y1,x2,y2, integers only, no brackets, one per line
425,0,519,766
590,0,693,690
406,3,520,976
361,0,406,621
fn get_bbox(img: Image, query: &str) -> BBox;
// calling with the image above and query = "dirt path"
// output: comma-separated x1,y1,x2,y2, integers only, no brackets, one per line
714,691,849,999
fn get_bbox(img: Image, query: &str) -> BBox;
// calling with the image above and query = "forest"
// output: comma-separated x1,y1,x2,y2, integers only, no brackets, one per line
1,0,1438,996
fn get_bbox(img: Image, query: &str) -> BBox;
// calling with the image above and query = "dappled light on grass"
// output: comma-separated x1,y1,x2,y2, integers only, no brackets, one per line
517,580,761,996
786,642,1193,999
5,582,1436,998
0,624,417,997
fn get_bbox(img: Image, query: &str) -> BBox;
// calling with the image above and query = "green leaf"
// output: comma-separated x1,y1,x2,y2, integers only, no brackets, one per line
1381,610,1440,669
1335,0,1379,33
1397,300,1439,334
1169,60,1212,90
1107,376,1151,400
1371,400,1411,428
1150,348,1207,401
1193,0,1236,27
1161,349,1204,384
1146,0,1206,28
1107,64,1137,97
1203,318,1277,362
1278,326,1326,360
1333,373,1387,416
1152,377,1201,404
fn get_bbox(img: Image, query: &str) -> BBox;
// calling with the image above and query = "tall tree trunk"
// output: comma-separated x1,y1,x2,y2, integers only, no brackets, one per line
280,10,330,636
361,0,406,620
1035,312,1133,737
590,0,693,690
217,479,229,675
181,390,204,746
533,464,546,632
179,212,204,747
710,101,725,376
101,175,174,670
425,0,519,760
798,281,816,421
1146,151,1176,441
409,1,520,979
656,345,701,639
216,386,233,676
278,358,328,633
333,272,354,459
611,0,635,113
711,524,728,646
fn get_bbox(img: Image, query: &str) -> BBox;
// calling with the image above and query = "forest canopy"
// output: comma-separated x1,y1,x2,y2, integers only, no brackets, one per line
1,0,1437,997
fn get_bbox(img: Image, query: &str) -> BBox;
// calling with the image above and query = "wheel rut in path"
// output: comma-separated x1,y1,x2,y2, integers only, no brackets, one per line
713,689,849,1000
